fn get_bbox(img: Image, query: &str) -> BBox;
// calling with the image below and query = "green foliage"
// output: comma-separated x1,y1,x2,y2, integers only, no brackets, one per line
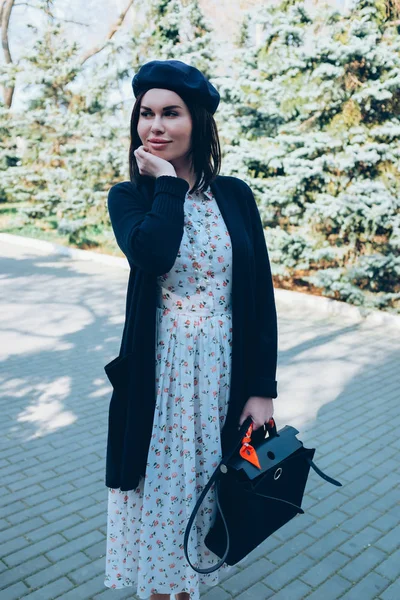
215,0,400,312
2,0,399,312
1,0,217,248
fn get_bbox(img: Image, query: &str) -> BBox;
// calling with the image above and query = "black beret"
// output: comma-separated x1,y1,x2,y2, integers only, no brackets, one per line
131,59,220,115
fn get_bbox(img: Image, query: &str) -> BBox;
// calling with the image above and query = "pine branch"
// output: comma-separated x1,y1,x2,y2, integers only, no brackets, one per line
79,0,134,66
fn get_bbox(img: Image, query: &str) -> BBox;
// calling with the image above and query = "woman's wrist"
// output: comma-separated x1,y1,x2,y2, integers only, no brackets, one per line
156,170,177,178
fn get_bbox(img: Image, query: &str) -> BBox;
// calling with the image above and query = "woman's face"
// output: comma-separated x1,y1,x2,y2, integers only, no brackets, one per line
137,88,193,164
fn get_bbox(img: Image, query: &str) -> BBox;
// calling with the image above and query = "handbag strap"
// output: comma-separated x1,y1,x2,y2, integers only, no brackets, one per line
183,418,342,574
183,417,253,572
306,457,342,486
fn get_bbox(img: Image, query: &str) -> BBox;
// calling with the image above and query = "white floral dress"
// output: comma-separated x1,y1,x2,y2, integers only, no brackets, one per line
104,184,235,598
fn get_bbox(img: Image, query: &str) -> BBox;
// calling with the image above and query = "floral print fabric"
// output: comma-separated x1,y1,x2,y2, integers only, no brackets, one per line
104,185,235,598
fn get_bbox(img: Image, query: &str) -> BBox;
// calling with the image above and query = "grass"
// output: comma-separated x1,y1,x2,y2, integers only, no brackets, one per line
0,205,124,257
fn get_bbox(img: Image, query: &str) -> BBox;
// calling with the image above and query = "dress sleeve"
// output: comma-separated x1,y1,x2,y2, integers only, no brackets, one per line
107,175,189,275
244,182,278,400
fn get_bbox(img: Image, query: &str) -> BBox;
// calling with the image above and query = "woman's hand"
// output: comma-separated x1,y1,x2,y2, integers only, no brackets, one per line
134,145,177,179
238,396,274,431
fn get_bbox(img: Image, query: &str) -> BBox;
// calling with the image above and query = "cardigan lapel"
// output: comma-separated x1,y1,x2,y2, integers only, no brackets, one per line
210,176,256,455
210,177,250,266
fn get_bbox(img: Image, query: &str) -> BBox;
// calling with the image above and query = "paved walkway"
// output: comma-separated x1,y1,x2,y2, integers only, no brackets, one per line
0,238,399,600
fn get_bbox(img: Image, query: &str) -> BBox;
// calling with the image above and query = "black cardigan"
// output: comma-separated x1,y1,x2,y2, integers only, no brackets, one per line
104,174,278,491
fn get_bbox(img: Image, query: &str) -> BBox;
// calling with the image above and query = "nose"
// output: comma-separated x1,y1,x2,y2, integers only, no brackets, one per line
150,114,165,133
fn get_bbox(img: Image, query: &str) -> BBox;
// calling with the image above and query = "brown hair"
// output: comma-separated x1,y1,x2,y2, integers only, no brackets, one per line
129,89,221,194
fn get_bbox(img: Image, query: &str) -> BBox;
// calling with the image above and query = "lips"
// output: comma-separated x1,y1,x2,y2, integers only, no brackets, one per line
148,140,172,144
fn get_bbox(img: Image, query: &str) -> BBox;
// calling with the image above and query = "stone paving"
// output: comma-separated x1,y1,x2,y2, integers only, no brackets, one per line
0,238,399,600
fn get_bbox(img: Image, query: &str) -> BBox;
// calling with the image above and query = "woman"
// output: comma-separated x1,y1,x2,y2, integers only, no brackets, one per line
104,59,278,600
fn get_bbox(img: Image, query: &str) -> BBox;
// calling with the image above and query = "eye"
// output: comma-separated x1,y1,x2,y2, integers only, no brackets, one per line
140,111,178,117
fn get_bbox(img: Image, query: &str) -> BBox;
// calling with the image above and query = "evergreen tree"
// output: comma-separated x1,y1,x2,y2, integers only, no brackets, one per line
1,6,129,246
218,0,400,312
130,0,216,75
2,0,217,246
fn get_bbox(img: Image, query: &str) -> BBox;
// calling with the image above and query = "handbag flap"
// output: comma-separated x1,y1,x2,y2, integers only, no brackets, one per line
228,425,303,480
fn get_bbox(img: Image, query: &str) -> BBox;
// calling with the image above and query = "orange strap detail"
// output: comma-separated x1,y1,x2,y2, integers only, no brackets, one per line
239,422,262,469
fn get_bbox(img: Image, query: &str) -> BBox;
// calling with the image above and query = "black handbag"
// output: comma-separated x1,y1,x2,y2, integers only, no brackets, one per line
184,415,342,573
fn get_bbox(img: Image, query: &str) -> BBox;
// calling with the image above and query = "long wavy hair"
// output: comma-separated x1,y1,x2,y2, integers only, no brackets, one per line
129,89,221,195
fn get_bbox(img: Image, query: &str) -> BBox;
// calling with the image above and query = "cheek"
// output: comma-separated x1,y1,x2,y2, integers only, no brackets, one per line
137,120,146,137
171,121,192,142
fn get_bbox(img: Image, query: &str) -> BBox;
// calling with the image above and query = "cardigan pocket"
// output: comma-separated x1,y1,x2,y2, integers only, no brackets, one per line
104,352,135,391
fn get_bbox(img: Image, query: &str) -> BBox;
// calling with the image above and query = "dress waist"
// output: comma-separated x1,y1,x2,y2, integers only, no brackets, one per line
156,286,232,315
156,306,232,319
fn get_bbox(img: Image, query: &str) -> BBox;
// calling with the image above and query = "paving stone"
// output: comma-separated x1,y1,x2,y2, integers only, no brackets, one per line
0,486,43,509
57,574,128,598
43,496,95,522
83,539,106,560
307,491,349,518
262,553,315,591
200,587,232,600
266,532,314,565
271,513,316,541
300,550,350,587
62,514,105,541
233,582,275,599
92,586,136,600
339,572,391,600
3,534,66,567
304,574,352,600
375,548,400,580
366,473,400,496
69,556,105,585
373,511,399,533
267,579,312,600
380,579,400,600
39,467,90,490
304,529,350,560
0,581,30,600
6,499,64,525
1,501,26,523
22,483,76,507
339,546,387,582
339,526,383,557
237,535,282,565
0,517,46,544
25,552,91,588
0,555,51,588
0,535,30,558
45,530,105,561
339,490,381,516
370,487,400,512
25,514,83,542
221,557,275,595
374,524,400,553
339,507,383,534
22,577,74,599
79,501,106,520
340,474,379,497
2,239,400,600
306,510,348,539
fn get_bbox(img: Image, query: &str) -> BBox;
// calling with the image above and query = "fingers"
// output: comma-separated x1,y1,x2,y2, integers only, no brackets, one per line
239,417,274,431
135,145,149,154
134,147,148,175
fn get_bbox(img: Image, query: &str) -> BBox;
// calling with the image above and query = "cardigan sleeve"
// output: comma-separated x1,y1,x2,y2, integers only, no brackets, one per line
107,175,189,275
243,183,278,400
